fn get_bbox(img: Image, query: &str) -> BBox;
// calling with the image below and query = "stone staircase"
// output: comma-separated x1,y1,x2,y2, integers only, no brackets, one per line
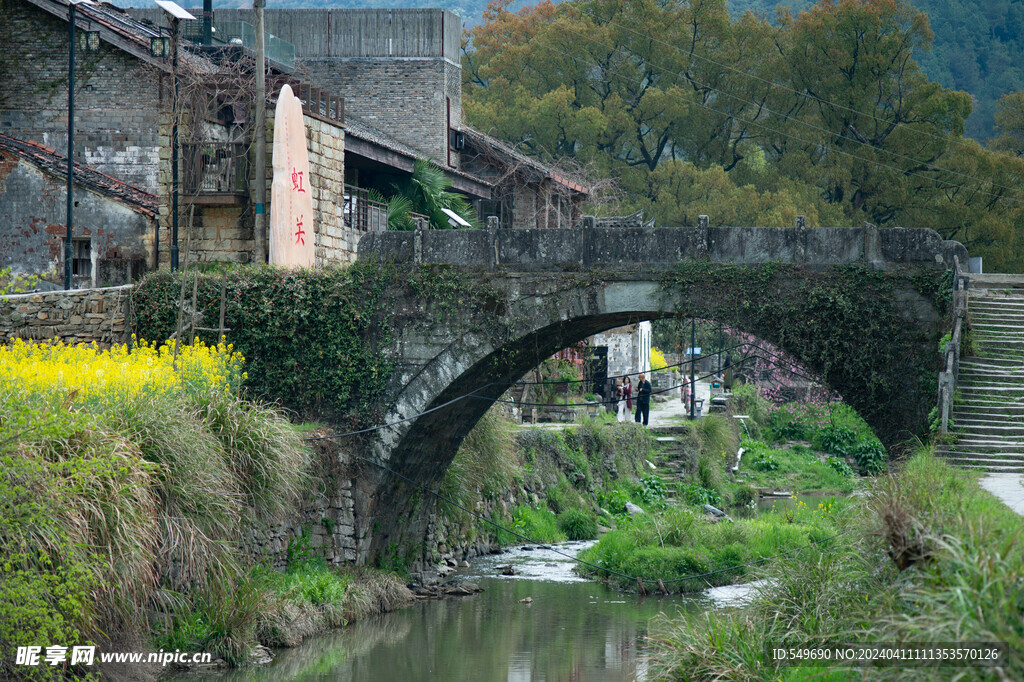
652,433,693,503
937,274,1024,472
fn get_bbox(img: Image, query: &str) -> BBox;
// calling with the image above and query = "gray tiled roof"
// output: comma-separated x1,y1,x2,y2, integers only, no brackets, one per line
0,133,158,218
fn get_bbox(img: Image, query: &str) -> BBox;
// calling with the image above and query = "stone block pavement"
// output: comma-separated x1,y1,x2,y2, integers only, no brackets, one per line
979,474,1024,517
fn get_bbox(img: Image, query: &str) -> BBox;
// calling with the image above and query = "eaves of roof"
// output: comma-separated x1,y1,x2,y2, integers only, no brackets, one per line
24,0,197,72
0,133,158,218
462,127,589,196
345,116,493,198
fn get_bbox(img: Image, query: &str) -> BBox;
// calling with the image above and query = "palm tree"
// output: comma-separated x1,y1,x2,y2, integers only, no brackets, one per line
373,158,481,230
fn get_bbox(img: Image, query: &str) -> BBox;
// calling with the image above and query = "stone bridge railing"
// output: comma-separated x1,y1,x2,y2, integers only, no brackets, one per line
359,221,967,271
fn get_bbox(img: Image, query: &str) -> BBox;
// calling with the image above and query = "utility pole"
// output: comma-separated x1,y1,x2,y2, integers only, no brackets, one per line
690,317,696,421
65,0,79,290
717,323,723,375
252,0,267,264
170,15,180,272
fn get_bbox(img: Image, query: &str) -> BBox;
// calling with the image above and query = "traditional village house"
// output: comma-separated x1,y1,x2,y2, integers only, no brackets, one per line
197,8,585,228
0,133,157,288
1,0,351,285
1,3,588,289
460,129,588,229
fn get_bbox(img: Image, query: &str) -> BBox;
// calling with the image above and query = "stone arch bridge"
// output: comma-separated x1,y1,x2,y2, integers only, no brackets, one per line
356,224,964,559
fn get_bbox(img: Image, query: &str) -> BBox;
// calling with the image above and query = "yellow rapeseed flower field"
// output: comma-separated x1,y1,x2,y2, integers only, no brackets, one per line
0,336,246,407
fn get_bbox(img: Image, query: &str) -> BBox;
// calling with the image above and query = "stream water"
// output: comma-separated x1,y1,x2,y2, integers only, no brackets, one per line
200,542,762,682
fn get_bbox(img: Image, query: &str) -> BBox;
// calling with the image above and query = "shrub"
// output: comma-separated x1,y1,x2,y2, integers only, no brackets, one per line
132,265,397,422
851,438,886,475
826,456,854,478
599,488,632,516
696,453,724,493
693,414,738,460
638,475,667,507
558,509,598,540
680,483,722,507
511,505,565,544
751,450,779,472
817,424,858,455
732,484,757,508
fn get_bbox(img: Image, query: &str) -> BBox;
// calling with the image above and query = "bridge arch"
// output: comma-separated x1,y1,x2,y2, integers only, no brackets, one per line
359,224,962,559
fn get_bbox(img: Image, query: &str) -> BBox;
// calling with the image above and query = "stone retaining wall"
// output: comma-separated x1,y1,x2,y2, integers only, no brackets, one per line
0,285,131,345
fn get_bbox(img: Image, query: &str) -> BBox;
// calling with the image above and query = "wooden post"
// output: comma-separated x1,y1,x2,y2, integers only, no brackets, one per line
218,272,227,342
189,272,199,346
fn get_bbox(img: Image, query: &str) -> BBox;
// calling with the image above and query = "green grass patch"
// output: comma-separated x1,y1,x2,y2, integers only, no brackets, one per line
557,509,598,540
646,448,1024,680
510,505,565,544
577,497,847,591
737,438,856,494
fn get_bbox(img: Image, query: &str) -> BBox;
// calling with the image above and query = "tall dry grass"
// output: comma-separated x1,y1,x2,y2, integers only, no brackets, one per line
0,339,313,671
646,448,1024,680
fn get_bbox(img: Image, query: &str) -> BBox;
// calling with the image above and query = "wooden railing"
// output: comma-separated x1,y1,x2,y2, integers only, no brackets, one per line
938,255,970,434
182,142,248,195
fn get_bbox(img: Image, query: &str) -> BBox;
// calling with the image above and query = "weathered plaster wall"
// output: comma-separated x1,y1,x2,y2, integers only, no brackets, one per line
0,1,163,193
0,152,153,286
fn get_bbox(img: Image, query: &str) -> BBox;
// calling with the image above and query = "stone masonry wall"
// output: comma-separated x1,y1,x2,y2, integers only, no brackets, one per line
298,58,453,168
244,453,361,568
0,285,131,345
0,1,163,193
306,115,350,263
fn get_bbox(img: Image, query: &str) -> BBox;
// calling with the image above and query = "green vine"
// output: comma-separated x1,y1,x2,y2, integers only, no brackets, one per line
657,261,947,444
131,261,398,424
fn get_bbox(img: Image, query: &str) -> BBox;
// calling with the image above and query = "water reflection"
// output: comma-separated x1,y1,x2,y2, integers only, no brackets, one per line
184,542,758,682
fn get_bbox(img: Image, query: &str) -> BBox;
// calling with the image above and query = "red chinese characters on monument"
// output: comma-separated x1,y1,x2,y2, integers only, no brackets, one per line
291,168,306,194
295,216,306,245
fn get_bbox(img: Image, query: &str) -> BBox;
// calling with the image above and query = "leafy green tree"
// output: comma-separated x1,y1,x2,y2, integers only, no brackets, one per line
991,91,1024,157
464,0,1024,269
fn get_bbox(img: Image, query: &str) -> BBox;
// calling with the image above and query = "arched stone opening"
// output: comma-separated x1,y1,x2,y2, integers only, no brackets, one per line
365,265,946,560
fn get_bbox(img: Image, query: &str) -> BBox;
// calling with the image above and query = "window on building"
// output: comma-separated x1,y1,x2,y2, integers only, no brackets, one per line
71,238,92,286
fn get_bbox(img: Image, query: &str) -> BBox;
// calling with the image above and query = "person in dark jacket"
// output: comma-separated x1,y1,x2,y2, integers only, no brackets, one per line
634,373,652,426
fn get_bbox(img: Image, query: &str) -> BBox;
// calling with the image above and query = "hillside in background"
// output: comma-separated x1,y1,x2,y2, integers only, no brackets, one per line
731,0,1024,140
121,0,1021,140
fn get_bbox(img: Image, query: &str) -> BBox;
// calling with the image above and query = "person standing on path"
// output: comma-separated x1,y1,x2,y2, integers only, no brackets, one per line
615,380,627,422
634,373,652,426
623,376,633,414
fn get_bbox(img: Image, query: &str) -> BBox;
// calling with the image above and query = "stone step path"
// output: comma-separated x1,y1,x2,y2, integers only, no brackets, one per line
937,276,1024,473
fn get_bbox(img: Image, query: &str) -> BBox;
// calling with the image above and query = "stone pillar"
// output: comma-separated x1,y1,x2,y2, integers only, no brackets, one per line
697,215,710,258
795,215,807,263
413,225,423,265
582,215,596,267
487,215,499,271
